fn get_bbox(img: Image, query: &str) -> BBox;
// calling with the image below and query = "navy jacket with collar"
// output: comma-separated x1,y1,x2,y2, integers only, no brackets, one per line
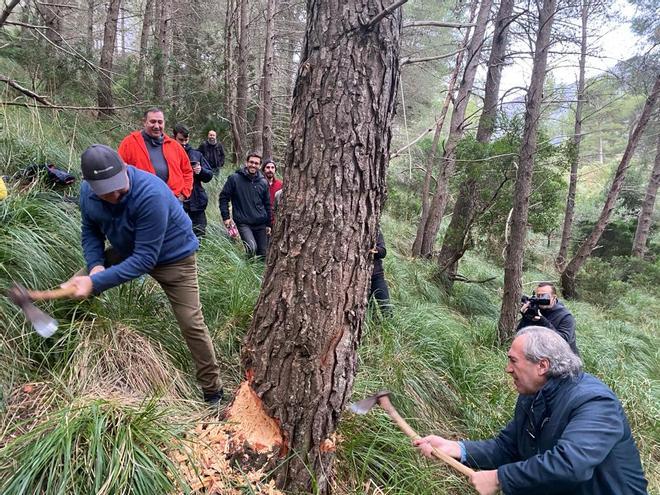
218,167,271,226
463,373,648,494
518,300,578,354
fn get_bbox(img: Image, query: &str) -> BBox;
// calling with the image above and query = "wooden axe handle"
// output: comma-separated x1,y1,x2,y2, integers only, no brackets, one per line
27,286,78,301
378,395,476,478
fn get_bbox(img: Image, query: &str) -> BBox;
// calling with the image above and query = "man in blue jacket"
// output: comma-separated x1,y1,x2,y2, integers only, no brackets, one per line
62,144,223,405
219,153,271,258
414,326,648,495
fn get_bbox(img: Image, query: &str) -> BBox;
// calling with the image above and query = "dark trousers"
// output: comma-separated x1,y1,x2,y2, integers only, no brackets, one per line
186,209,207,238
237,223,269,258
369,272,392,316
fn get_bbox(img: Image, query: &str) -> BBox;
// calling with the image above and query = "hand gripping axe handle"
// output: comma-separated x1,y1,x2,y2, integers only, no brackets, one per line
350,390,475,478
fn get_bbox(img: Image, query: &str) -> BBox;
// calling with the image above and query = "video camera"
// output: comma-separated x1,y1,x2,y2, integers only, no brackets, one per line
520,294,551,315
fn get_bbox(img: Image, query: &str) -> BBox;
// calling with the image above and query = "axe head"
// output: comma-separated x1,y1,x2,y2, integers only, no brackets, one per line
349,390,391,415
7,283,58,338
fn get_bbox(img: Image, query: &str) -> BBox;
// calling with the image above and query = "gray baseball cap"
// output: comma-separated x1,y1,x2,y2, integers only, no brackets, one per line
81,144,129,195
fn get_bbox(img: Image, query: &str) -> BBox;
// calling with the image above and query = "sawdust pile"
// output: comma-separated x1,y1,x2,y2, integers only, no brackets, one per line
171,382,286,494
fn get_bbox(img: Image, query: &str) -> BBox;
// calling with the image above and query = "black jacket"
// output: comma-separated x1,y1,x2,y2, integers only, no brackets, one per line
372,231,386,277
183,146,213,212
198,140,225,172
464,373,648,495
518,300,578,354
219,167,271,226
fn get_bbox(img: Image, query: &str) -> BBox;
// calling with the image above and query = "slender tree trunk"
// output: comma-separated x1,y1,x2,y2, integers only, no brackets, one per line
251,0,275,156
261,0,276,158
0,0,21,29
436,0,515,285
136,0,153,94
85,0,94,54
498,0,557,343
232,0,249,161
240,1,401,492
411,0,476,257
153,0,171,100
35,0,65,45
556,0,589,270
97,0,122,116
632,133,660,257
224,0,237,164
417,0,493,257
561,75,660,297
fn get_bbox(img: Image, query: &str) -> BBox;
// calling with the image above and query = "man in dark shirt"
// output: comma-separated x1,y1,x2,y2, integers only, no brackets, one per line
518,282,578,354
198,130,225,175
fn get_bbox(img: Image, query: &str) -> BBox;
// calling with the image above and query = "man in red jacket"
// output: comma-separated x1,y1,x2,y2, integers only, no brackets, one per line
118,108,192,200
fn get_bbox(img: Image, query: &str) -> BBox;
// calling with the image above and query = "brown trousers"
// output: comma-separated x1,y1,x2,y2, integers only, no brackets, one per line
86,251,222,395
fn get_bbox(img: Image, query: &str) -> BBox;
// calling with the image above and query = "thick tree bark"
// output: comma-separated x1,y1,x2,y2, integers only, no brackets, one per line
411,0,477,257
556,0,589,270
561,74,660,297
136,0,153,94
35,0,66,45
97,0,122,116
416,0,493,257
498,0,557,343
240,1,401,492
436,0,515,285
632,134,660,257
232,0,249,161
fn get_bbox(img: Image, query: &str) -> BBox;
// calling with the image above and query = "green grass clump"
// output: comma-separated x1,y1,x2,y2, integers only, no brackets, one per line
0,400,187,495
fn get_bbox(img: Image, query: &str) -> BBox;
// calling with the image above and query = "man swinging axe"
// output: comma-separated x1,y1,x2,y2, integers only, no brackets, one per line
61,144,223,405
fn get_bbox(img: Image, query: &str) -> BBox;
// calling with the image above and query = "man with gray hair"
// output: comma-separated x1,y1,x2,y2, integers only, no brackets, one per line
414,326,648,495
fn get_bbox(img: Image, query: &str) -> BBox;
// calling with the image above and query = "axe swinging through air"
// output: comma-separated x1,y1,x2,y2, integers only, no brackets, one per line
350,390,475,478
7,283,77,338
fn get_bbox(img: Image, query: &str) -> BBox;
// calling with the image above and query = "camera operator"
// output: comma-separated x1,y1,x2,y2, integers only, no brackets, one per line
518,282,579,354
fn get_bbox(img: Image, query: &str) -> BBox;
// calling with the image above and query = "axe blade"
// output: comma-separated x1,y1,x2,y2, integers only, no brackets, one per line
349,390,391,415
7,283,59,338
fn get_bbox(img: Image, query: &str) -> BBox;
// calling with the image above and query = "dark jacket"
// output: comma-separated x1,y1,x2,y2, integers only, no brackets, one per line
463,373,648,495
518,301,578,354
218,167,271,226
81,166,198,293
198,140,225,172
183,145,213,212
372,231,386,277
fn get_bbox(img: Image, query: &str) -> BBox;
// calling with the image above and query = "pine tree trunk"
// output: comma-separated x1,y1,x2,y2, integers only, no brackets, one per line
632,134,660,258
241,1,401,492
411,1,476,257
498,0,557,343
561,74,660,297
232,0,249,161
224,0,237,164
416,0,493,257
152,0,170,100
261,0,276,159
85,0,94,54
436,0,515,284
556,0,589,270
97,0,122,116
136,0,153,93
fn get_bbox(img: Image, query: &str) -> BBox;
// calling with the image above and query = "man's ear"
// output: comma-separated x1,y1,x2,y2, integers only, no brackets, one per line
537,358,550,376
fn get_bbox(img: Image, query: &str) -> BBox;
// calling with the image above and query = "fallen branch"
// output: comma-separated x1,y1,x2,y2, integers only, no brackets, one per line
0,100,148,111
403,20,475,29
0,75,53,106
0,0,20,29
451,274,497,284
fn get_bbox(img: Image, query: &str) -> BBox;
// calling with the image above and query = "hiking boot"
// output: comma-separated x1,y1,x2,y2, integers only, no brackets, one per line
203,388,224,406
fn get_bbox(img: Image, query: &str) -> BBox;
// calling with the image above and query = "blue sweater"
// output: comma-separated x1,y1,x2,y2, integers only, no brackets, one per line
80,166,198,293
463,373,648,494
